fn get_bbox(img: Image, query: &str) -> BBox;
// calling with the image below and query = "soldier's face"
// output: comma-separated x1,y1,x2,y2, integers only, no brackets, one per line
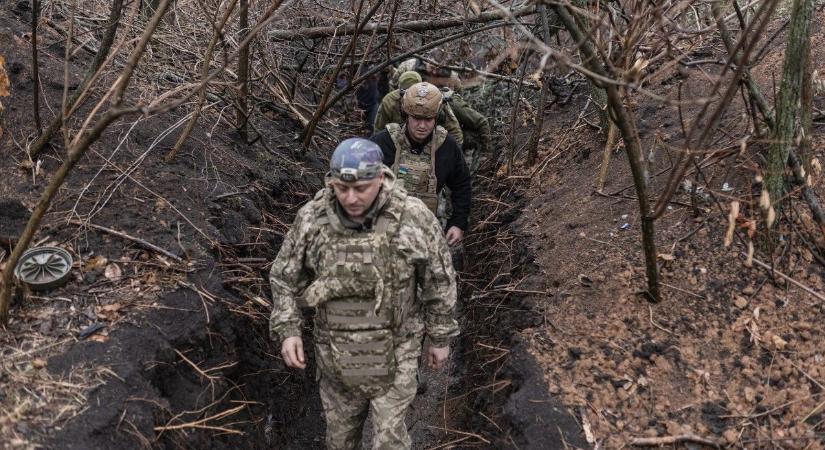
331,174,384,220
407,115,436,143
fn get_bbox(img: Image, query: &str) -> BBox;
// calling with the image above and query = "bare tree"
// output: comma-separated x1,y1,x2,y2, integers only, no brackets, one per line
765,0,815,206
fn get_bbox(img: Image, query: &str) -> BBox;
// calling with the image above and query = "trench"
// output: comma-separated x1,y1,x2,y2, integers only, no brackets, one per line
40,93,588,450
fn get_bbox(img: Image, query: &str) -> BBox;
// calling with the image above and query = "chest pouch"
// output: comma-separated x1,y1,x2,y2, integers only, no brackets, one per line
309,235,399,397
397,154,438,213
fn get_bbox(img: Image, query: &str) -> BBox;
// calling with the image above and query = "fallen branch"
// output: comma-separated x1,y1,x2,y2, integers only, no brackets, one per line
69,220,182,262
630,433,722,448
270,5,535,40
415,54,540,89
745,252,825,303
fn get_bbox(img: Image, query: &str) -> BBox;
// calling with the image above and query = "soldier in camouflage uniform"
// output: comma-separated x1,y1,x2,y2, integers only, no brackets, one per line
370,82,471,249
375,71,464,146
269,138,459,450
442,88,491,173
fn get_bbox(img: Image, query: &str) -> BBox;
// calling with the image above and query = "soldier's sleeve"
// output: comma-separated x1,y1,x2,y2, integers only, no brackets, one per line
442,104,464,146
269,204,315,341
444,139,472,231
455,97,491,150
373,94,395,132
415,206,460,346
475,111,492,153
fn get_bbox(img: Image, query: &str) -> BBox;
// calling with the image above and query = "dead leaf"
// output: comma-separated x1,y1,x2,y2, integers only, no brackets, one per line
0,55,9,97
89,334,109,343
723,429,739,444
725,201,740,247
85,255,109,271
579,407,595,443
101,303,123,313
143,272,158,284
104,263,122,280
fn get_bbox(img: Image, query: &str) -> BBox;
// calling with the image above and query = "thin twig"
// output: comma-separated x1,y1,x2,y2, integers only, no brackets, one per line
69,220,183,262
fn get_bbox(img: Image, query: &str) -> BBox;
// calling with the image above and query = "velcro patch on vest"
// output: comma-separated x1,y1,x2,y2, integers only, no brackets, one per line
330,328,397,397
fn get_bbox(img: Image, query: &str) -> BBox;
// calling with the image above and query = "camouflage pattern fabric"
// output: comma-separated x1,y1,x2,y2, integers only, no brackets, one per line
373,89,464,145
317,336,421,450
386,123,448,216
389,58,420,90
447,93,491,174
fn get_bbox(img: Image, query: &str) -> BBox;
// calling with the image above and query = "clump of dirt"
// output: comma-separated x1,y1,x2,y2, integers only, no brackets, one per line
0,199,28,247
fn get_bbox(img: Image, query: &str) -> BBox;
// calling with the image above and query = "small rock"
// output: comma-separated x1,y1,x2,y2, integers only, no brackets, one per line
665,420,681,435
772,335,788,350
723,429,739,444
734,296,748,309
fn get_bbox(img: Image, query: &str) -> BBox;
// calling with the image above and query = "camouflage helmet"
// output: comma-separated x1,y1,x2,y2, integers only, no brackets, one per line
401,82,443,119
329,138,384,182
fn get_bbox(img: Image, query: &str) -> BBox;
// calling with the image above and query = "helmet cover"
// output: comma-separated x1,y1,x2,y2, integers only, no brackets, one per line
329,138,384,182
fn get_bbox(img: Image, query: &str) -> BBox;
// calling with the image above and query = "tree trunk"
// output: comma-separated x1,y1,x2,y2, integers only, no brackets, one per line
237,0,250,141
526,4,553,166
765,0,814,206
552,3,660,300
31,0,42,134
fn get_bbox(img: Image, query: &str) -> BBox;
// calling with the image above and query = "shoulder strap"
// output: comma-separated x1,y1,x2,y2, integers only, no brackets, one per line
386,123,409,172
429,125,448,179
374,188,407,239
313,189,347,234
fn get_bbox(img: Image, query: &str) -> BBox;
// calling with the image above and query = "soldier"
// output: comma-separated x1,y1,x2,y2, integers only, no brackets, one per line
375,71,464,146
269,138,459,450
370,82,471,248
442,88,491,173
388,58,423,90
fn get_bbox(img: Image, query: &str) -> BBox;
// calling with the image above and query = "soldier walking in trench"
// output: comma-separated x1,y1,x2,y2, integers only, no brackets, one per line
269,138,459,449
370,81,472,263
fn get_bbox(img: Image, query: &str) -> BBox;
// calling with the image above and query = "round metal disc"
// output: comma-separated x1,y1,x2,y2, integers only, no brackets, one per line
14,247,74,291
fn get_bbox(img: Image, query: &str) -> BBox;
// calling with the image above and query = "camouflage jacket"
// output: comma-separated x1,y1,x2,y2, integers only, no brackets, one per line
269,169,459,347
448,93,491,151
373,89,464,146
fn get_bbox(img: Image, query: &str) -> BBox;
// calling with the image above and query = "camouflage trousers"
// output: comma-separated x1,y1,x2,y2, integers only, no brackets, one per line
316,336,422,450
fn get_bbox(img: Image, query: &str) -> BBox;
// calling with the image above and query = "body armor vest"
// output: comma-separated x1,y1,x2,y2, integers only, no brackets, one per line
304,188,414,398
387,123,447,215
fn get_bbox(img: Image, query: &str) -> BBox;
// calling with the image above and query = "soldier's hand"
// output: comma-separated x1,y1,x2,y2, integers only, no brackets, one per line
445,226,464,246
427,345,450,369
281,336,306,369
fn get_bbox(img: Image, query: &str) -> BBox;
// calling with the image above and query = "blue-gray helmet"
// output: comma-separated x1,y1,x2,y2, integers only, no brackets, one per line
329,138,384,182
